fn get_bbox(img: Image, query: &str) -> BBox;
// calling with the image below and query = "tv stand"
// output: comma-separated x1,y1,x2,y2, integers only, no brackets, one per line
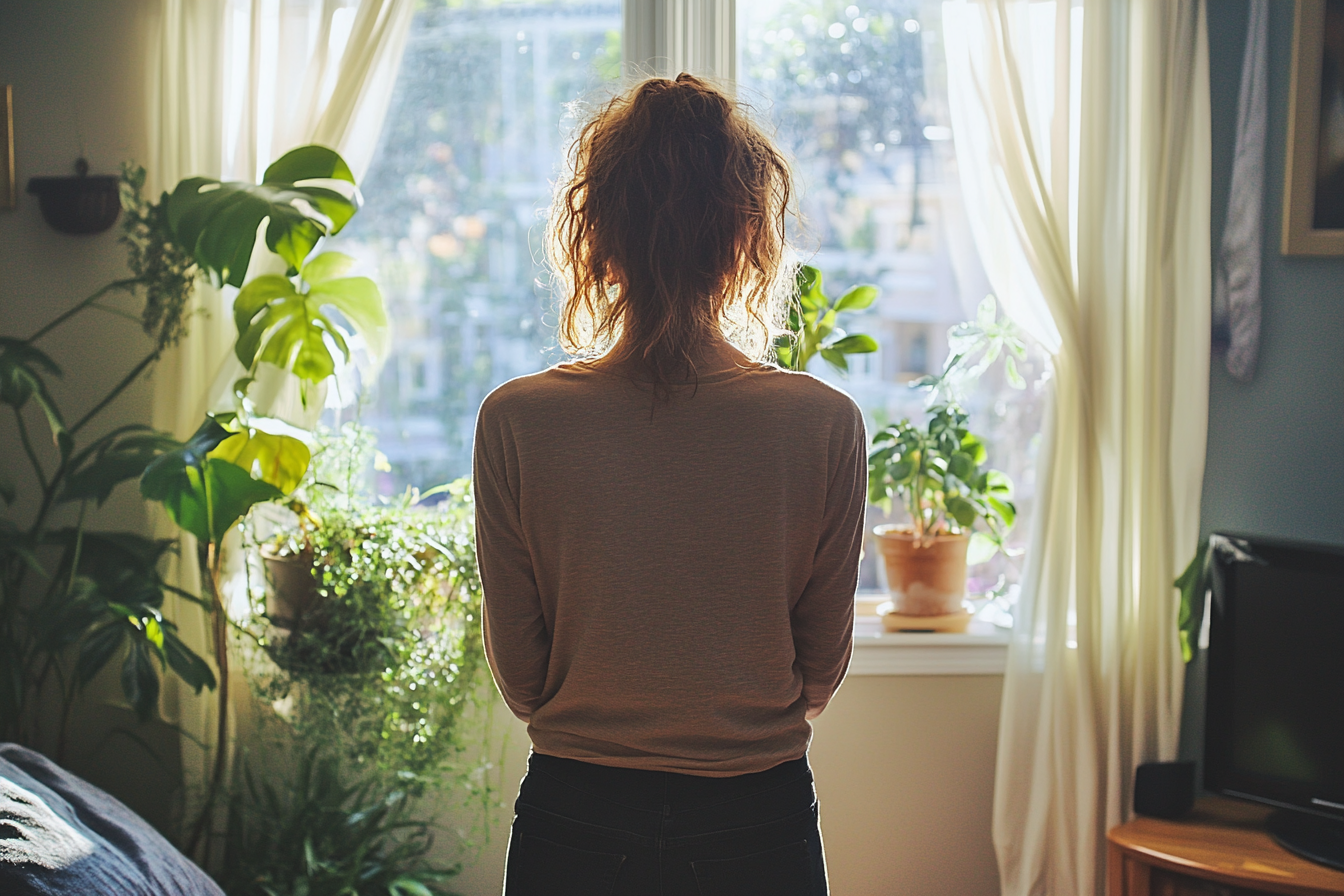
1108,797,1344,895
1269,810,1344,875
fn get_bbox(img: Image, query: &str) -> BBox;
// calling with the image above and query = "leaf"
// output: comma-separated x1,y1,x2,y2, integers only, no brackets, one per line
947,452,977,483
122,638,162,722
795,264,822,306
33,576,105,653
202,458,286,543
0,338,70,455
209,426,311,494
61,430,180,506
987,496,1017,528
977,295,998,328
167,146,361,287
835,284,879,312
1175,536,1211,663
1004,354,1026,389
819,347,848,373
141,418,236,541
0,467,14,505
967,532,999,566
78,622,126,686
829,333,879,355
985,469,1013,494
945,495,978,529
307,267,389,366
233,253,387,385
163,627,216,693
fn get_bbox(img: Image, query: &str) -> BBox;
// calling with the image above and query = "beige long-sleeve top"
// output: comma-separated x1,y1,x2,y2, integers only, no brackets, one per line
472,358,867,776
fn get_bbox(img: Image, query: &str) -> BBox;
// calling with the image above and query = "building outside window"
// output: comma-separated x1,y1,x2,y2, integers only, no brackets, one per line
333,0,1048,617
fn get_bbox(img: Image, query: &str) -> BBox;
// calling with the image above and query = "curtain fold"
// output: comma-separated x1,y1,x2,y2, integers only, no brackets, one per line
147,0,414,858
943,1,1210,892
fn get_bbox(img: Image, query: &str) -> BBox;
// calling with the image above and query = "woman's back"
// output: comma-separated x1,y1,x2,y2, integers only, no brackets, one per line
474,357,866,775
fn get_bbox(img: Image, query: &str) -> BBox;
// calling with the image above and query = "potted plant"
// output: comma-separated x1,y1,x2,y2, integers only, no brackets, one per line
867,403,1016,631
222,424,493,894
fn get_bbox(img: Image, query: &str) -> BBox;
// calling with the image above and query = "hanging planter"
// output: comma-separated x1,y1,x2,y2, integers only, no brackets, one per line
260,543,319,629
27,159,120,234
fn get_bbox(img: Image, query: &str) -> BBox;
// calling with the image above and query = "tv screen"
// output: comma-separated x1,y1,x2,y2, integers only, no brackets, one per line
1204,534,1344,868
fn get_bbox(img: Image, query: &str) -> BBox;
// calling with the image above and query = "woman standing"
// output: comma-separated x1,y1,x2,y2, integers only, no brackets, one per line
473,73,866,896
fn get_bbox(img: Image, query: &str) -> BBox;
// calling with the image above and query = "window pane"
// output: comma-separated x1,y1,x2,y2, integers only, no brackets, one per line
334,1,621,491
739,0,1049,607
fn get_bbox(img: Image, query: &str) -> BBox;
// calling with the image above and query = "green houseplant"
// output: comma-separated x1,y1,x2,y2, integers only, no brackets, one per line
129,144,390,855
0,166,221,759
867,403,1016,626
221,424,491,895
774,264,879,374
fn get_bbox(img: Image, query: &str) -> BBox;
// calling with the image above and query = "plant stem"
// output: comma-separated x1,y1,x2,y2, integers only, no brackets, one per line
25,279,141,344
69,350,159,436
14,410,49,493
184,541,229,862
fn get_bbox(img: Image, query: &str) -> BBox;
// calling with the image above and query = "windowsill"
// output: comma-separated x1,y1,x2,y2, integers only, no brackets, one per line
849,593,1010,676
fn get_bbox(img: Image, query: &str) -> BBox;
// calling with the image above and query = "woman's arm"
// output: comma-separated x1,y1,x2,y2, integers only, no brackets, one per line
473,402,551,722
791,403,868,719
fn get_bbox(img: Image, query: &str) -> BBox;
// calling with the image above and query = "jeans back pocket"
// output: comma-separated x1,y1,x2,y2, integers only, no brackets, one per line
504,831,626,896
691,839,813,896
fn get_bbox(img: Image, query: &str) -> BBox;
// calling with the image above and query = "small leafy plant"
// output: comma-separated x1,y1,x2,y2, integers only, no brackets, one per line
223,425,494,894
868,404,1017,562
774,264,879,374
220,748,458,896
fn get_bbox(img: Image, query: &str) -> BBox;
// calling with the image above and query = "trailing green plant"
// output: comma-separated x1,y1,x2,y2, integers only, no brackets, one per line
0,167,216,757
774,264,879,375
868,403,1017,563
219,747,458,896
244,425,488,780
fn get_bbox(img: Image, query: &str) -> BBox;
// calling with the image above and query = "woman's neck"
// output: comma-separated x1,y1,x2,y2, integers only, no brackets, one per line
593,333,751,380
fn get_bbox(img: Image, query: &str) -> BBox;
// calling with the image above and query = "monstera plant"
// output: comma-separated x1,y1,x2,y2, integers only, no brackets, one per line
0,145,386,859
142,145,388,852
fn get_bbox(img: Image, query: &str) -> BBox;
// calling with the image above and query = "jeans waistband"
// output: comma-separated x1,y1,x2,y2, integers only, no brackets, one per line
525,752,812,812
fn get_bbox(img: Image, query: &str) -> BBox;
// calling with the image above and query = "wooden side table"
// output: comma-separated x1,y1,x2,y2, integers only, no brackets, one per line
1108,797,1344,896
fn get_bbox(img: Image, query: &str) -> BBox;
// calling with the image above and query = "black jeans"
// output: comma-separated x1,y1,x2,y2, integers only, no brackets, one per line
503,752,828,896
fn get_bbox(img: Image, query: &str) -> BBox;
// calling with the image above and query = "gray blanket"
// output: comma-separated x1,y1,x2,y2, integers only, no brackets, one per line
0,743,222,896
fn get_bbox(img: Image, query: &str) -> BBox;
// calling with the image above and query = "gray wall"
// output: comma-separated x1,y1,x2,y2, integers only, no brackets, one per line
1182,0,1344,764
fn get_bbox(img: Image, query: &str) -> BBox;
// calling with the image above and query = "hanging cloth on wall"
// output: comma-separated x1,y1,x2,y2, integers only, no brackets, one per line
1213,0,1268,383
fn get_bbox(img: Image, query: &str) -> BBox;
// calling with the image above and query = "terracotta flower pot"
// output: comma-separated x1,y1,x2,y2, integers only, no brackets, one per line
260,544,319,629
872,526,970,616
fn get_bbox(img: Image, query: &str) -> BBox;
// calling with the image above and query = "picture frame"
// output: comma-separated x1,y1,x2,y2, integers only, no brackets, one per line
1,86,13,210
1283,0,1344,255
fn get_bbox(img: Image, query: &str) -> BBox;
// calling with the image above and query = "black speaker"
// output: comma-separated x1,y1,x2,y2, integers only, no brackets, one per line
1134,761,1196,819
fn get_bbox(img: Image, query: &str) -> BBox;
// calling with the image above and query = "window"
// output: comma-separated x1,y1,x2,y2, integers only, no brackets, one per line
336,0,1047,619
333,0,621,491
737,0,1048,607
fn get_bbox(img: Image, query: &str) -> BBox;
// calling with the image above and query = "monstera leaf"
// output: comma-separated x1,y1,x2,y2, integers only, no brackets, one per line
140,416,288,545
209,423,311,494
233,251,388,385
167,146,361,288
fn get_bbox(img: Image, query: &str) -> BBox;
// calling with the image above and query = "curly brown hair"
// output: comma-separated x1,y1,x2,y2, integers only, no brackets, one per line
548,73,794,393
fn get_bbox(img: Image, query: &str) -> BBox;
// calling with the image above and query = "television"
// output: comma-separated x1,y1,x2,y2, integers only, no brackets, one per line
1204,533,1344,871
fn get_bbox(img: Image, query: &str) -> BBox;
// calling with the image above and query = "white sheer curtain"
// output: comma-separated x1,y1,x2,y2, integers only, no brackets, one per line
943,1,1210,893
147,0,413,858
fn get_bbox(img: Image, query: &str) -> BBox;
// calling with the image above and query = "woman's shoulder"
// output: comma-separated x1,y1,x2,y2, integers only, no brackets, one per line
478,363,608,416
742,365,863,417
